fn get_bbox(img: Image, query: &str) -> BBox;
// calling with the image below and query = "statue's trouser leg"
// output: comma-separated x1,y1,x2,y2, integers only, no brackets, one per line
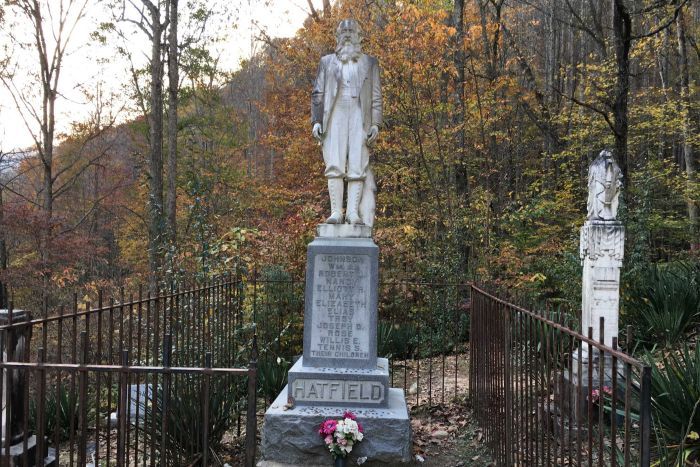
322,98,352,180
322,101,348,224
346,180,364,224
345,96,366,224
325,177,344,224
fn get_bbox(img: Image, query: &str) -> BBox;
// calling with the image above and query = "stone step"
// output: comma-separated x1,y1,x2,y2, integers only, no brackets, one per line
287,357,390,408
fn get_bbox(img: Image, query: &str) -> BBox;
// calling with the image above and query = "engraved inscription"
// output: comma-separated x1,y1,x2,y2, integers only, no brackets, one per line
310,254,370,361
291,378,385,404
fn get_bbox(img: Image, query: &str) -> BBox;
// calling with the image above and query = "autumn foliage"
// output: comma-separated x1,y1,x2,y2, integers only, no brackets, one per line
0,0,697,309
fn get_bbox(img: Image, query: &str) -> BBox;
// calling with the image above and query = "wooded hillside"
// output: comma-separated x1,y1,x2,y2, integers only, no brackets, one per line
0,0,697,309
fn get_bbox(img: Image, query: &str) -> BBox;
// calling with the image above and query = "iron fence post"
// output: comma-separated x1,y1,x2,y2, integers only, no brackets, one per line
160,335,172,467
0,308,31,451
245,335,258,467
504,306,512,467
639,365,652,467
202,352,212,467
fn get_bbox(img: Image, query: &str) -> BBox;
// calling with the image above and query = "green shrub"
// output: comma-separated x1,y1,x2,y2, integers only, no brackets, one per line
257,356,292,404
623,262,700,348
251,265,303,359
377,321,418,360
647,345,700,465
141,373,245,464
30,383,80,443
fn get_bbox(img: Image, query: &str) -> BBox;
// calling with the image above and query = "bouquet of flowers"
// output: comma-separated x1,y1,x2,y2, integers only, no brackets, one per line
589,385,613,404
318,411,365,459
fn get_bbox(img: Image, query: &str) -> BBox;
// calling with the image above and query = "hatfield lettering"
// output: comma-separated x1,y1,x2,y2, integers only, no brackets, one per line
291,379,384,403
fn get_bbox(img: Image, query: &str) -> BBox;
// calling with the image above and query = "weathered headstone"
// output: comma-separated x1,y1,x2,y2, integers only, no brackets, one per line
261,18,410,465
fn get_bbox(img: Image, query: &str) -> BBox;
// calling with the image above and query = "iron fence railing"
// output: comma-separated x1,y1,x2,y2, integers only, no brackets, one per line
247,277,472,408
1,274,257,467
0,273,243,369
1,272,473,465
469,284,652,467
0,341,257,466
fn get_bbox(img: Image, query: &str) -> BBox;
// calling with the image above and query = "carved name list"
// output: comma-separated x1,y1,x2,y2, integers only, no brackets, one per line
309,254,370,361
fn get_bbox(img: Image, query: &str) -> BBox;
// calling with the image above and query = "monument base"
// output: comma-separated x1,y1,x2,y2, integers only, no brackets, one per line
0,435,56,467
560,352,626,422
262,387,412,465
317,224,372,238
288,357,390,408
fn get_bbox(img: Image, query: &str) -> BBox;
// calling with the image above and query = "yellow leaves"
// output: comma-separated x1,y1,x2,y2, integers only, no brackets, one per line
402,224,418,237
529,273,547,283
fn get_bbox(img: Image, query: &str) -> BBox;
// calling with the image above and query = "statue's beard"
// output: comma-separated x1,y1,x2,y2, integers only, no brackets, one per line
336,40,361,63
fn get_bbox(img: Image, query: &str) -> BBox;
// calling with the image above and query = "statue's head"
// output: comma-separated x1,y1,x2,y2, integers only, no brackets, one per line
335,19,362,62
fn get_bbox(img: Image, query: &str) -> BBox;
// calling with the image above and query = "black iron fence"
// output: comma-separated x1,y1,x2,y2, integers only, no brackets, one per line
469,285,652,466
1,274,258,467
380,281,471,407
1,271,473,465
246,276,472,408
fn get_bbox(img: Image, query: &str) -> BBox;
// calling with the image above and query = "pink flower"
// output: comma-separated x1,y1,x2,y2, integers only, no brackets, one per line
343,411,357,421
602,386,613,395
357,422,364,433
340,438,348,445
325,435,333,445
319,419,337,437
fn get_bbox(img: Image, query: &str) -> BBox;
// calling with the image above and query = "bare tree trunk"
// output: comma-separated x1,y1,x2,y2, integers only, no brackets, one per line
166,0,178,244
14,0,87,293
145,0,165,290
0,187,7,308
28,0,57,279
612,0,631,182
452,0,468,196
478,0,497,81
676,9,698,249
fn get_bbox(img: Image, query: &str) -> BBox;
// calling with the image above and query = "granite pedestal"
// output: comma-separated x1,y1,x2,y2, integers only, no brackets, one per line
302,236,378,369
262,227,411,464
262,388,411,465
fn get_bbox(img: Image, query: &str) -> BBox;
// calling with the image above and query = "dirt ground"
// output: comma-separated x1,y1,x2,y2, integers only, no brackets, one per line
406,398,494,467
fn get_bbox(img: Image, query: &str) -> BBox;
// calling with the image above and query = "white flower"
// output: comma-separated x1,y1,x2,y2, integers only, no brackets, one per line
356,432,364,442
345,419,358,434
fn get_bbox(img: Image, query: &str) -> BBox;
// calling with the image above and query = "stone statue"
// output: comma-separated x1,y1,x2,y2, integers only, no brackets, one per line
586,150,623,221
311,19,382,227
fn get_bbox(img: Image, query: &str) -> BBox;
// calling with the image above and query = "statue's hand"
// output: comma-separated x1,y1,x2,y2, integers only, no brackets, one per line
367,125,379,145
312,123,323,142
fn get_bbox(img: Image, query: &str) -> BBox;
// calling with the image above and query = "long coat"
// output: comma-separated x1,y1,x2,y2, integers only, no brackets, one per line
311,53,382,134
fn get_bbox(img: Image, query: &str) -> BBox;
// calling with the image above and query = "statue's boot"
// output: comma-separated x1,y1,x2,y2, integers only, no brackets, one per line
346,180,364,224
325,178,344,224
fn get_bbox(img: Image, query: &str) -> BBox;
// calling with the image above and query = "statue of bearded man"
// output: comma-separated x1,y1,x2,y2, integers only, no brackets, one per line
311,19,382,226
